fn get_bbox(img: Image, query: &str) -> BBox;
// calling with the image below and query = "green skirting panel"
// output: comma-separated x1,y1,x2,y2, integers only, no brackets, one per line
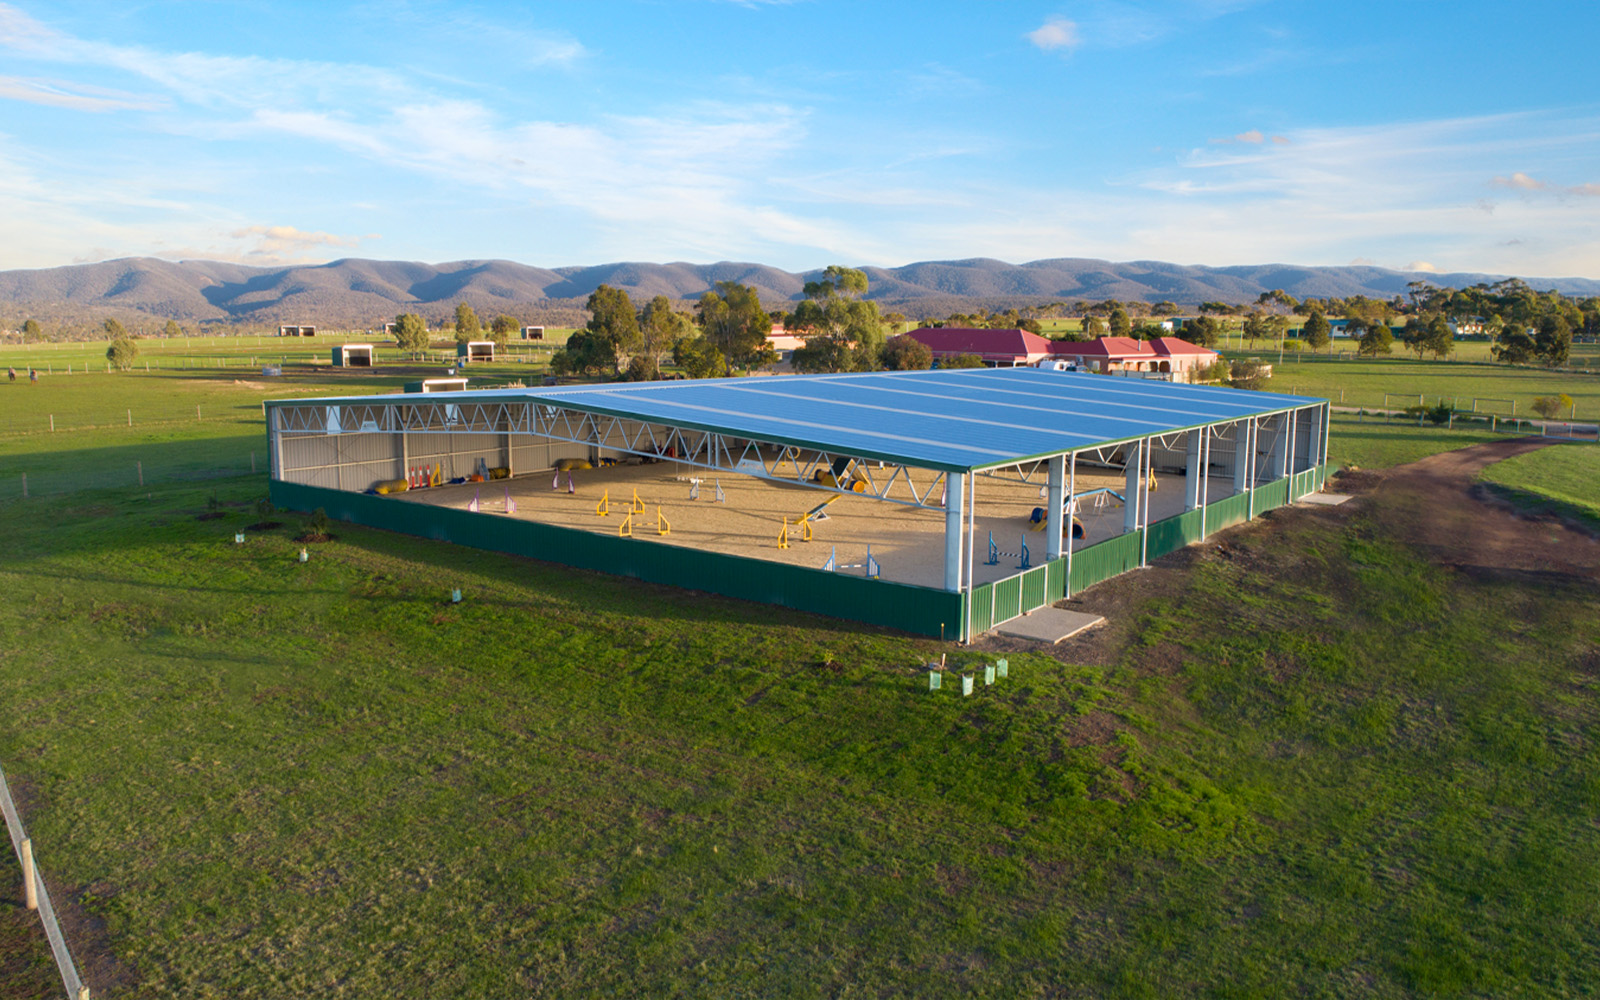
968,582,995,635
1145,508,1205,562
1067,530,1143,594
1205,491,1251,532
1254,478,1289,512
272,481,962,638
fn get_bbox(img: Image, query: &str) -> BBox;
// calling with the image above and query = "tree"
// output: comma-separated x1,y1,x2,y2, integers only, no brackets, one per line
551,330,617,378
790,265,887,369
1130,321,1165,341
21,319,43,343
1357,324,1394,357
106,336,139,370
1242,311,1267,345
489,314,519,349
1302,311,1332,353
393,313,430,353
1180,316,1222,349
1108,308,1131,338
453,302,481,344
879,334,933,371
802,264,869,300
1530,395,1570,420
672,335,727,379
697,281,770,370
639,295,692,371
1422,315,1454,359
1229,359,1269,390
1534,313,1572,367
1401,317,1429,359
584,285,641,375
1150,301,1180,317
1082,316,1108,338
939,352,985,369
1491,323,1537,364
791,336,857,373
103,317,127,340
162,319,182,339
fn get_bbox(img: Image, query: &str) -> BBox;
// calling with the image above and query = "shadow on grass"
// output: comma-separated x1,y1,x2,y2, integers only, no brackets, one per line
0,474,926,646
1478,482,1600,536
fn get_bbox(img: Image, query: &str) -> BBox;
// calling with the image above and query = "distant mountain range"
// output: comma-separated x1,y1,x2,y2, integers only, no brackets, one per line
2,255,1596,329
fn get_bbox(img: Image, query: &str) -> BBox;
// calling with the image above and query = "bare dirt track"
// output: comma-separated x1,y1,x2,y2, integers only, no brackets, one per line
978,437,1600,665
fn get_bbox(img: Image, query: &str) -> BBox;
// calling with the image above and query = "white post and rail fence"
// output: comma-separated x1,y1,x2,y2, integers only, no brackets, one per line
1,760,91,999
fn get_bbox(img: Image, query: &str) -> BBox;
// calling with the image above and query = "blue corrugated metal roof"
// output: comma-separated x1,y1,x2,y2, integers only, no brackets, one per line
272,368,1325,473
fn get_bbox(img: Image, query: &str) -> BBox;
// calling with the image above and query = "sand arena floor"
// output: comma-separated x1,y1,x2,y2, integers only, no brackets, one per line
397,460,1220,589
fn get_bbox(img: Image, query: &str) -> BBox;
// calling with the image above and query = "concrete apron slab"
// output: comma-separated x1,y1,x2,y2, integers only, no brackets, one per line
993,607,1106,644
1299,493,1352,506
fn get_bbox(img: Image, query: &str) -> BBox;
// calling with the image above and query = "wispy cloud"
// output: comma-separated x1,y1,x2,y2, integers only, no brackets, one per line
1027,16,1081,52
0,74,164,111
1209,129,1290,145
1491,171,1600,197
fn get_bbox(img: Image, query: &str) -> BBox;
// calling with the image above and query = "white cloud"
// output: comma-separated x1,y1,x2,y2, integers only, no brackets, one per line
1027,17,1081,52
1492,171,1546,191
1405,261,1439,272
0,74,163,111
229,225,364,259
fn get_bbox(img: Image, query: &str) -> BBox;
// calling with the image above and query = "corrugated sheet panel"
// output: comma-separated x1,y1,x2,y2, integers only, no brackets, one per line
1068,531,1143,594
1206,491,1251,532
270,482,962,637
1146,508,1205,562
272,368,1327,474
1255,478,1289,511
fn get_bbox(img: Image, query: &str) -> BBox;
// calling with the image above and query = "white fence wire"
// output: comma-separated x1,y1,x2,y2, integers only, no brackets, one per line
0,761,86,999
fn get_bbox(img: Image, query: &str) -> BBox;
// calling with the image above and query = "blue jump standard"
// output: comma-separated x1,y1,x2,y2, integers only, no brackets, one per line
986,531,1030,570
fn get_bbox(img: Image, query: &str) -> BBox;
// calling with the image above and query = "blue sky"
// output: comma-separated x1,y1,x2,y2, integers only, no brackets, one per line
1,0,1597,278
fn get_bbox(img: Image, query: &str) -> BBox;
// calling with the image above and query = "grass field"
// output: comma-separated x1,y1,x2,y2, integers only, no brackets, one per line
1480,443,1600,528
1324,413,1516,469
1245,353,1600,418
2,346,1598,997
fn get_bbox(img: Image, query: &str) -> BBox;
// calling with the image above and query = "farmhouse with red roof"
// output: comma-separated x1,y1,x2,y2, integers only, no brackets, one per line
901,327,1220,382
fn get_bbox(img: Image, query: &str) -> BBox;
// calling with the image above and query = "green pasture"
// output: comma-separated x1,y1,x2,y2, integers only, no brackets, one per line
0,331,573,379
1324,413,1515,470
1480,444,1600,528
0,457,1595,996
1249,354,1600,417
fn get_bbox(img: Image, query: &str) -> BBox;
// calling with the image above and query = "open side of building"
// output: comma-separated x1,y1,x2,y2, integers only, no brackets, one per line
265,368,1330,640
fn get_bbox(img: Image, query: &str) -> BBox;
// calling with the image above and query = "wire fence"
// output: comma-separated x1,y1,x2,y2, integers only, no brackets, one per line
7,450,263,499
0,761,88,999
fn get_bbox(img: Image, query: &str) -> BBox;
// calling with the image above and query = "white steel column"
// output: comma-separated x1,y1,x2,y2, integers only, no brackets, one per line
1200,427,1211,538
1247,418,1258,518
1139,437,1152,567
1065,451,1077,598
1123,440,1143,534
945,471,966,592
1045,454,1066,560
1184,430,1203,510
1233,419,1252,493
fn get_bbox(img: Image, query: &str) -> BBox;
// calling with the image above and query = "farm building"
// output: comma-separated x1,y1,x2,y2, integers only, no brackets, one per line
332,344,375,367
457,340,495,363
901,329,1220,381
1046,337,1219,382
521,326,545,340
279,325,317,337
266,369,1329,640
403,378,469,393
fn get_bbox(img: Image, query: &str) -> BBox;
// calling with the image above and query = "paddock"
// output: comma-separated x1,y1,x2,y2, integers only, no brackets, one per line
266,368,1331,639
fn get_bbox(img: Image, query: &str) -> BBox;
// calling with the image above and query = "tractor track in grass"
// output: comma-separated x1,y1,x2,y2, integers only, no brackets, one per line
982,436,1600,670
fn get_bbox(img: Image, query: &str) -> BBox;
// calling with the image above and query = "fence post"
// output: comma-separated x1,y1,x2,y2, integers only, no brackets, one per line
251,452,256,474
196,405,201,421
127,409,132,427
49,415,54,432
21,837,35,909
137,462,143,487
20,474,26,498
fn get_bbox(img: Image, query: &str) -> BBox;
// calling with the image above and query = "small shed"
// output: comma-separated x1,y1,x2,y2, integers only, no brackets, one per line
332,344,374,368
404,378,469,394
457,341,495,363
520,325,545,341
279,325,317,337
